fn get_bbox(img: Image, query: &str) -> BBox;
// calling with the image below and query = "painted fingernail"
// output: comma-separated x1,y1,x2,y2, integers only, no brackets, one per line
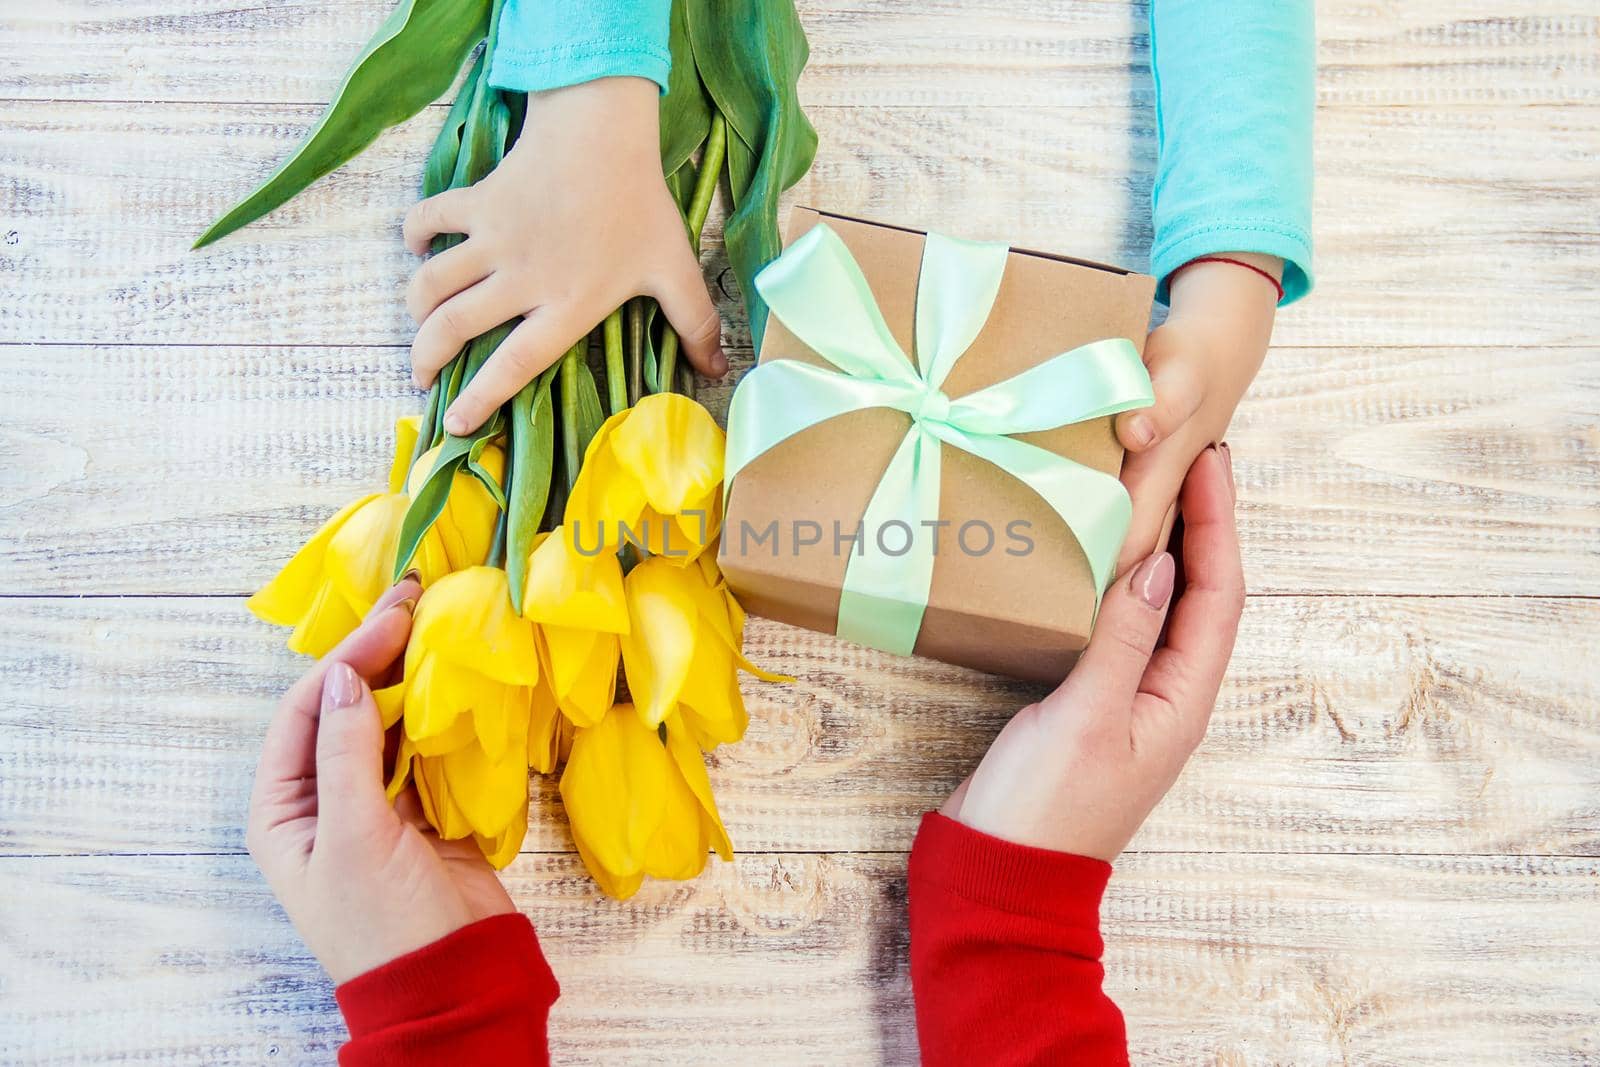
1127,415,1156,449
394,597,417,616
1219,441,1235,489
1133,551,1175,609
400,568,422,585
443,408,468,435
322,661,362,713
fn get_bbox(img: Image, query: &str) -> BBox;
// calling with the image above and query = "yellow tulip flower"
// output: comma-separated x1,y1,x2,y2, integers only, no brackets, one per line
380,566,559,869
565,394,724,561
394,566,541,756
619,555,789,744
248,417,421,657
520,528,627,728
559,705,732,899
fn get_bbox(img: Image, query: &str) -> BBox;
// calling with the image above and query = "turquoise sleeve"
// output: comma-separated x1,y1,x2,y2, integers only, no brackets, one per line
1149,1,1316,305
489,0,671,94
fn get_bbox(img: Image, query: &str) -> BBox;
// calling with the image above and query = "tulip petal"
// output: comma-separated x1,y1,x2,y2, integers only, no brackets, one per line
412,568,539,687
609,394,726,516
389,415,422,495
441,739,529,839
543,625,620,729
527,666,563,775
678,635,749,748
619,558,700,728
664,719,733,861
570,825,646,900
475,798,528,869
325,493,409,617
560,705,670,879
414,754,474,840
374,681,406,730
286,579,364,658
521,530,630,634
564,414,648,545
248,493,377,628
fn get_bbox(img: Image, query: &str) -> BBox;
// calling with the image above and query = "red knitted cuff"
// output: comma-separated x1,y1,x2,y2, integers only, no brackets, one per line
909,812,1112,926
335,912,555,1039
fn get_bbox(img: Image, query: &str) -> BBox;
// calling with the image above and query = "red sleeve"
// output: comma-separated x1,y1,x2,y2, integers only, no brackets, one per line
334,912,558,1066
908,812,1127,1066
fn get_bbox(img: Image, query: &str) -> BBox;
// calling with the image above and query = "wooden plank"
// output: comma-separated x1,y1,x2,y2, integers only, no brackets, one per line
3,102,1598,350
4,1,1596,107
3,596,1597,857
3,851,1596,1064
4,342,1595,597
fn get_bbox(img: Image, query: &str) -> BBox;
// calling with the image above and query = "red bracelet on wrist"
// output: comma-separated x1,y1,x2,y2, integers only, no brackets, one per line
1175,256,1284,302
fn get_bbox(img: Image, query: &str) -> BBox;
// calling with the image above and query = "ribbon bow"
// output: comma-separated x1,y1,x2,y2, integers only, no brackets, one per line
725,223,1154,656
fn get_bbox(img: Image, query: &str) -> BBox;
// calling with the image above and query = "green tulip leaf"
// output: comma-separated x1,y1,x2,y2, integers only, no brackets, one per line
195,0,491,248
423,47,485,200
572,359,607,460
506,368,558,613
660,0,714,178
686,0,816,344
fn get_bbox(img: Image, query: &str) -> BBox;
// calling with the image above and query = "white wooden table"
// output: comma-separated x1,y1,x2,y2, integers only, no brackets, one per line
2,2,1597,1063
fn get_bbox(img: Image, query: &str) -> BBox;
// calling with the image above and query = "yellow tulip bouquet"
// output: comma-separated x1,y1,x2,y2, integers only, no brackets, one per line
209,0,815,897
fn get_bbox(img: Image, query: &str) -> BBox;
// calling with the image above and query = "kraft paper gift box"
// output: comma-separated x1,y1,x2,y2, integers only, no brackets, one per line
718,208,1155,684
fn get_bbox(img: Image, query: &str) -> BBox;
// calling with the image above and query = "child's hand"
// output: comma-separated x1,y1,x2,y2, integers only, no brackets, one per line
942,446,1241,860
403,76,729,435
247,576,518,984
1113,253,1280,575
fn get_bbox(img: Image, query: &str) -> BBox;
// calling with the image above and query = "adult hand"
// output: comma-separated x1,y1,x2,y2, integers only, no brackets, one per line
247,577,517,983
943,445,1243,860
404,76,728,435
1114,253,1278,574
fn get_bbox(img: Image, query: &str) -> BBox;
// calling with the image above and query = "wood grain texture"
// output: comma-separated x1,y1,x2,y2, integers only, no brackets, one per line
3,1,1599,1062
4,1,1597,107
3,596,1596,858
2,342,1596,597
3,100,1598,349
4,852,1597,1065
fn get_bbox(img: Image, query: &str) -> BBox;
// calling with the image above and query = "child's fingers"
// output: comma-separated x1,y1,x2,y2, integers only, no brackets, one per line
651,244,728,379
406,240,492,325
409,277,523,389
1115,442,1187,576
1046,550,1176,727
1115,345,1203,453
403,187,476,255
442,305,581,435
1132,447,1243,762
313,663,394,845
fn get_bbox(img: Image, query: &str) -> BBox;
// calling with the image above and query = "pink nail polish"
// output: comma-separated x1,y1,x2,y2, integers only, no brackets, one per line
322,661,362,713
1133,552,1175,609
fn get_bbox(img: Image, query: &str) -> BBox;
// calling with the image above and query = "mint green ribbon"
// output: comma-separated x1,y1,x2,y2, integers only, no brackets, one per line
725,223,1154,656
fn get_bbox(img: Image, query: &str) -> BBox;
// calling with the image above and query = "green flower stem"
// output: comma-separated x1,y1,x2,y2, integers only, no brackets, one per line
487,505,508,569
559,340,584,489
603,309,627,414
656,113,726,393
656,324,681,396
435,353,465,442
411,377,443,470
687,113,726,250
625,296,646,406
